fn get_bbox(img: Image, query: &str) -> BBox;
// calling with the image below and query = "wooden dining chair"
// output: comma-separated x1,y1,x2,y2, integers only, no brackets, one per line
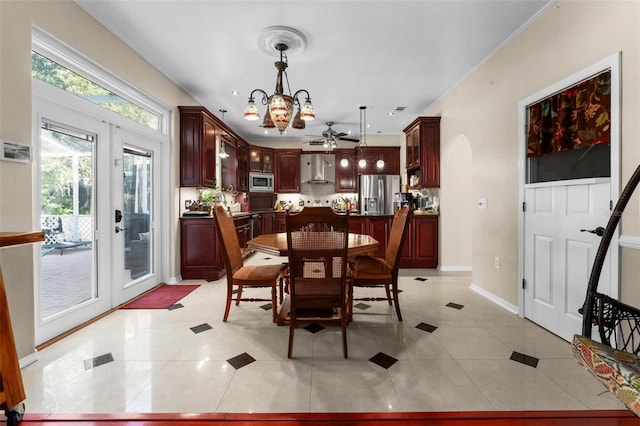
285,207,351,358
349,206,411,321
212,205,285,323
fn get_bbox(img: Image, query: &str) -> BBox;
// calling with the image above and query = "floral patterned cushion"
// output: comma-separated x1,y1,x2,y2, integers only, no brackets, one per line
572,334,640,416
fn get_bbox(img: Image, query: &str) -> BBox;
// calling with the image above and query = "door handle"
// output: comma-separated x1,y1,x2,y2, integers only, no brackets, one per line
115,226,128,233
580,227,605,237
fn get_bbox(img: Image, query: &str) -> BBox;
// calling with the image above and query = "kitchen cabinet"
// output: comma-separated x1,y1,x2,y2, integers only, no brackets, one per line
180,214,258,280
236,139,249,192
260,211,275,235
275,212,287,233
247,193,275,212
348,216,367,235
356,146,400,175
180,218,223,280
399,215,438,268
179,106,218,188
235,216,251,250
367,216,392,258
275,149,301,193
220,135,237,192
335,148,357,193
403,117,440,188
250,147,274,173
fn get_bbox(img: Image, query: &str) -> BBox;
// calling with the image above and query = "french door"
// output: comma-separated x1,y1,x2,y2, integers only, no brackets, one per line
112,127,160,306
34,81,162,344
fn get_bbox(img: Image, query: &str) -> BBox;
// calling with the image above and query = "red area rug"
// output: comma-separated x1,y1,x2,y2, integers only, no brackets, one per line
120,284,199,309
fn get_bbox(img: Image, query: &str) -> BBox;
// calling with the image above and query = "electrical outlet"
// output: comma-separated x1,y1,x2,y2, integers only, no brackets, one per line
478,198,487,209
494,256,501,270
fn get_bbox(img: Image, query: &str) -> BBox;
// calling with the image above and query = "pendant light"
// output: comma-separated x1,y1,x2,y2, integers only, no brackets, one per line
244,27,315,134
358,106,368,169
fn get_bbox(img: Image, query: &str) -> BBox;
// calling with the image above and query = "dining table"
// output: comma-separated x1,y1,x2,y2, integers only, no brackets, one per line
246,232,379,258
246,232,379,325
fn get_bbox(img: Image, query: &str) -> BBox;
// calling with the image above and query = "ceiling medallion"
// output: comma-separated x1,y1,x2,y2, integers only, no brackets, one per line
257,26,307,57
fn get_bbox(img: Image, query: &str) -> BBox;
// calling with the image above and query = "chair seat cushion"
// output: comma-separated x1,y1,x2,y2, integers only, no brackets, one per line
572,334,640,415
352,255,392,274
233,263,283,285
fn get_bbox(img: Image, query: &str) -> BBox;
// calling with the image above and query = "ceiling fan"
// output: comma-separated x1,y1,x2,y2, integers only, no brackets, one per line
306,121,360,148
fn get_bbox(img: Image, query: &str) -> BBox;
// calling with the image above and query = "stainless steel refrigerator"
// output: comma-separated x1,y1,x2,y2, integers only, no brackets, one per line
358,174,400,215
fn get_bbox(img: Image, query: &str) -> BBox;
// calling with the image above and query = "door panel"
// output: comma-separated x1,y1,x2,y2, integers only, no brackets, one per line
35,102,112,345
112,127,160,306
524,181,612,341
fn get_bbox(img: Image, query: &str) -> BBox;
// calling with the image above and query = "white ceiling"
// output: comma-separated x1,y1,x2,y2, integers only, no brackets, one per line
75,0,552,146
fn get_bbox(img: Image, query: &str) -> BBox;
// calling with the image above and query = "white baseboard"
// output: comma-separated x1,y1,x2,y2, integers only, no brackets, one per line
19,350,39,368
439,265,472,272
469,282,519,315
167,275,181,284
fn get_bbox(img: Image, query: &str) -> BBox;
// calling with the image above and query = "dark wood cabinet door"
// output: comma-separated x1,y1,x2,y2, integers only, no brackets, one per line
348,216,368,235
260,212,275,235
414,216,438,267
232,137,249,192
179,111,202,187
235,217,250,249
399,218,414,265
250,148,262,172
368,216,391,258
356,147,400,175
404,117,440,188
202,117,217,187
237,140,249,172
220,137,237,191
179,106,218,188
262,149,274,173
180,219,223,279
275,150,301,193
335,149,357,193
275,212,287,233
420,118,440,187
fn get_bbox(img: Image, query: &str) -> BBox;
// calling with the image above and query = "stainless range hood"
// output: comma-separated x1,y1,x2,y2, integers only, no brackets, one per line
301,153,335,184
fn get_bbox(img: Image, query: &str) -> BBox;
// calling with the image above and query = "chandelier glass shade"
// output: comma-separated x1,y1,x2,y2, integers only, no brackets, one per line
244,43,314,134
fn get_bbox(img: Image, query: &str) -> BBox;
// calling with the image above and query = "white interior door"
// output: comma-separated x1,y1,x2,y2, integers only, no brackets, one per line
523,179,616,341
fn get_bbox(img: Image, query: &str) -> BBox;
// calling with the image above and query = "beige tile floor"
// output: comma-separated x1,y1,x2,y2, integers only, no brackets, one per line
21,254,625,414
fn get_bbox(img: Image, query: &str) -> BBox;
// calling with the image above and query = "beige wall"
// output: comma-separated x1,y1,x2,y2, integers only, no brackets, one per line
0,0,196,357
424,0,640,305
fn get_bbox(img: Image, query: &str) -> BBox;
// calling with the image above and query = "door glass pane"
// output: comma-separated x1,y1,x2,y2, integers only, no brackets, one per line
123,148,152,284
40,124,95,319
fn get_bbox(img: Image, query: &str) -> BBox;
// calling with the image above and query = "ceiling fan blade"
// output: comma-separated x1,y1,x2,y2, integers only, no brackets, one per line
338,136,360,142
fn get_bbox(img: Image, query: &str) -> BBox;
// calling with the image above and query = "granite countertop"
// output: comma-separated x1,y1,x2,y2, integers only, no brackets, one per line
182,209,439,219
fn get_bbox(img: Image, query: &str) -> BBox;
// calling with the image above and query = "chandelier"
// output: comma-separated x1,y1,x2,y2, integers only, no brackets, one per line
244,30,315,134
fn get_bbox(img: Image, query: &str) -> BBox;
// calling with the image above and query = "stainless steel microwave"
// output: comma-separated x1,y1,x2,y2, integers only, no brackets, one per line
249,172,274,192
